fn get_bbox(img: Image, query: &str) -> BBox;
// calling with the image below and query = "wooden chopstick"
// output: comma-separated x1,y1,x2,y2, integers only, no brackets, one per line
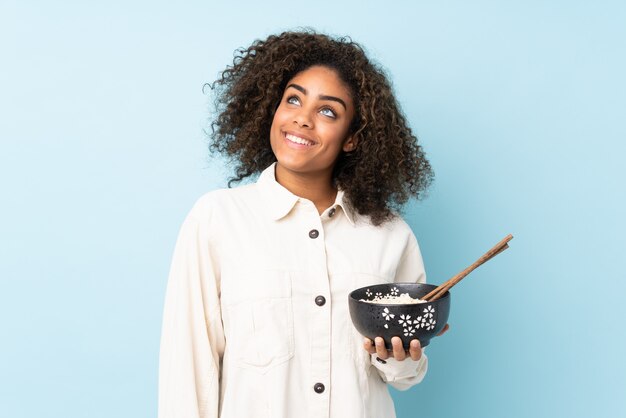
422,234,513,302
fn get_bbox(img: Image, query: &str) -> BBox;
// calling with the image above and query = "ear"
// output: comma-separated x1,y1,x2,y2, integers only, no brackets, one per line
342,135,357,152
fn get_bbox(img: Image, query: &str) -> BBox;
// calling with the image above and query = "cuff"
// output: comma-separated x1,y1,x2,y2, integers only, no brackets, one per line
370,352,428,391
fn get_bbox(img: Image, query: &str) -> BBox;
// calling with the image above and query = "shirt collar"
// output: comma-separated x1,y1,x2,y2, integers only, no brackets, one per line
256,163,356,226
333,189,356,226
257,163,300,221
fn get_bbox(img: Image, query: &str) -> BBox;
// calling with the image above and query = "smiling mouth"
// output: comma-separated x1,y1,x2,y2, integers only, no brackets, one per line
284,132,315,146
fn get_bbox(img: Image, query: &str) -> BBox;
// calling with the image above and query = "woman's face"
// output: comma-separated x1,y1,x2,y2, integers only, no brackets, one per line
270,65,356,181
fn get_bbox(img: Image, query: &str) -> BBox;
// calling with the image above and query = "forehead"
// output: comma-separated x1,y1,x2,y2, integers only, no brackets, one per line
287,66,353,99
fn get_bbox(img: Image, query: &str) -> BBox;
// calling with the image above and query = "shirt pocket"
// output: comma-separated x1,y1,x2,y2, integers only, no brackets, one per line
221,269,294,374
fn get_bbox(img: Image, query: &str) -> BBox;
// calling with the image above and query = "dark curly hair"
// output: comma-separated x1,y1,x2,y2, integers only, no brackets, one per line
209,30,433,225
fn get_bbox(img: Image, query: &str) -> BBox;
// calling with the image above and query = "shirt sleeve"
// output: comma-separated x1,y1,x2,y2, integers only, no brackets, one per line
158,212,225,418
369,353,428,391
370,231,429,391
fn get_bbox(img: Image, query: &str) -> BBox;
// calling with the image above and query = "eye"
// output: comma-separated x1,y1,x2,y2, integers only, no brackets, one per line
286,95,300,105
319,106,337,118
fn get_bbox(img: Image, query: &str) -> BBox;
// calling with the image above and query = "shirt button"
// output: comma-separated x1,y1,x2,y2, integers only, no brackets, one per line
315,295,326,306
309,229,319,239
328,207,336,217
313,383,325,394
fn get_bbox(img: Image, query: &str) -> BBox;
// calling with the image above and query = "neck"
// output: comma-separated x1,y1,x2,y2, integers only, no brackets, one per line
274,164,337,214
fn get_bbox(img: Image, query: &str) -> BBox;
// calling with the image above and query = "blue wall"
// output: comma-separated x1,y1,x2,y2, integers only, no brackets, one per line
1,1,624,417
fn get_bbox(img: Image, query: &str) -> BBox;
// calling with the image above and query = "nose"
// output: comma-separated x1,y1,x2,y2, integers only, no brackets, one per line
293,108,313,128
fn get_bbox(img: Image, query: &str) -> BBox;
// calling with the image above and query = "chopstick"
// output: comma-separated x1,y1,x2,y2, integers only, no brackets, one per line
422,234,514,302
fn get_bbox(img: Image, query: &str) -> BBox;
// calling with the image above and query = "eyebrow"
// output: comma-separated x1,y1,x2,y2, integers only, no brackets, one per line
286,83,347,110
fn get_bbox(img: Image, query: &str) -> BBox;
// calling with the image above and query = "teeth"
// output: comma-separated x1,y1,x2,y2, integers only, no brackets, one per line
285,133,313,146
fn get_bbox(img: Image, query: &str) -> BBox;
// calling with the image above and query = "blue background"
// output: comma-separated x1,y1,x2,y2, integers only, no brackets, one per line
1,1,625,417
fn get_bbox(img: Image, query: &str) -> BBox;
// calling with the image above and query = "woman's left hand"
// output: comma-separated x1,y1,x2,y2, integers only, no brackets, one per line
363,323,450,361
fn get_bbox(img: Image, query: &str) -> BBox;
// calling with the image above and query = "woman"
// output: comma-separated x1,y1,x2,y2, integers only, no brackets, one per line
159,30,444,418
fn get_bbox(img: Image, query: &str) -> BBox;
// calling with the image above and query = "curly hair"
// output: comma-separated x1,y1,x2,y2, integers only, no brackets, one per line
209,30,433,225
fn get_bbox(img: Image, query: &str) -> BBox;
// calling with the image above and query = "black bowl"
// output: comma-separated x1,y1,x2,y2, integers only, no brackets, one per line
349,283,450,349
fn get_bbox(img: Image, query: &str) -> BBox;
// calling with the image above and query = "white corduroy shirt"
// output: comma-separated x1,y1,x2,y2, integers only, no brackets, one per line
159,163,428,418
